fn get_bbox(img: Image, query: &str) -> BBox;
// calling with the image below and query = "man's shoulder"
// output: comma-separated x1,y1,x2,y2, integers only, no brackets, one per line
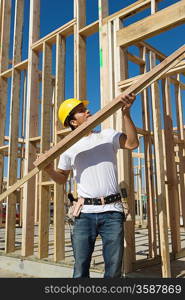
101,128,120,136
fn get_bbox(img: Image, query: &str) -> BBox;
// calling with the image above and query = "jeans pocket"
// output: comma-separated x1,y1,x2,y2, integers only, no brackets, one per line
109,211,125,220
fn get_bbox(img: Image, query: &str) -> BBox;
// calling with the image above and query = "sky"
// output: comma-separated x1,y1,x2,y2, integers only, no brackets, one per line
4,0,185,180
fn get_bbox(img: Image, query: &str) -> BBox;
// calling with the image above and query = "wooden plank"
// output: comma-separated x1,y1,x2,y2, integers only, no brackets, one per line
113,17,135,274
12,0,24,65
119,60,185,89
137,41,166,60
5,68,21,253
1,45,185,203
5,0,24,253
162,77,181,253
0,0,3,46
31,19,75,52
79,20,99,37
0,6,8,226
140,46,157,258
38,42,53,259
74,0,86,99
103,0,162,24
53,34,66,262
73,0,87,197
21,0,40,257
0,68,12,78
175,77,185,228
151,0,157,14
127,52,145,66
0,77,8,198
117,1,185,47
0,0,11,72
98,0,110,129
0,145,8,152
149,52,171,277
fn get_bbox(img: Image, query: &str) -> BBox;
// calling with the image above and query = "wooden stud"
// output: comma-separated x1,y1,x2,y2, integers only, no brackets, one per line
21,0,40,257
73,0,87,198
117,1,185,48
151,0,157,14
149,51,171,277
162,77,181,253
32,19,75,52
0,0,11,73
79,20,99,37
0,2,11,226
5,0,24,253
140,46,157,258
53,34,66,262
74,0,86,99
113,17,136,274
98,0,110,129
175,76,185,228
38,41,52,259
103,0,163,24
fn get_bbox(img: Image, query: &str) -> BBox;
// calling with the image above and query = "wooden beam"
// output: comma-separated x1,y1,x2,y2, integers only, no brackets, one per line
175,77,185,228
1,45,185,202
79,20,99,37
119,60,185,90
117,1,185,47
0,77,8,196
5,70,22,253
162,77,181,253
21,0,40,257
140,46,157,258
54,34,66,262
149,52,171,277
98,0,110,129
0,0,11,72
38,42,52,259
0,0,3,45
5,0,24,253
12,0,24,65
127,52,145,66
31,19,75,52
103,0,162,24
74,0,86,99
151,0,157,14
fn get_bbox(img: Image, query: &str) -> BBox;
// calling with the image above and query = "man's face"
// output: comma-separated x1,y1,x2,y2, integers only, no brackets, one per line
70,103,91,128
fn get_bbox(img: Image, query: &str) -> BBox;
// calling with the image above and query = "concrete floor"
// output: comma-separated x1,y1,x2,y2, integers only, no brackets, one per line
0,224,185,278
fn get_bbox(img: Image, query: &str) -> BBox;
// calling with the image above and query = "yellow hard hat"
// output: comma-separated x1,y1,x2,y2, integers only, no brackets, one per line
58,98,89,127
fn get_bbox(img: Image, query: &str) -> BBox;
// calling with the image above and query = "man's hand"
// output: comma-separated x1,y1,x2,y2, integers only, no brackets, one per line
36,153,54,173
118,93,136,113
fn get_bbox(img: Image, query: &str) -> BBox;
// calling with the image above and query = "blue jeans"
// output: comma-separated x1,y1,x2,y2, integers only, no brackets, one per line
71,211,124,278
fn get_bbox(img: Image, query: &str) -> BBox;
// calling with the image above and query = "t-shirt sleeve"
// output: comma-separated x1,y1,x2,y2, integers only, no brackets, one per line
58,152,72,170
103,128,122,151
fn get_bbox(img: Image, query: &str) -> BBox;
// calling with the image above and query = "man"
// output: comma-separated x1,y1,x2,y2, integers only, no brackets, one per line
44,93,139,278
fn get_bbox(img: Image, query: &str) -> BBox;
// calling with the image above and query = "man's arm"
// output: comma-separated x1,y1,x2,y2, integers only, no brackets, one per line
44,164,70,184
117,93,139,150
119,110,139,150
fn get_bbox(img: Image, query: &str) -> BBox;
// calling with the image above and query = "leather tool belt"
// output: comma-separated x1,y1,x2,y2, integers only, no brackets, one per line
84,193,121,205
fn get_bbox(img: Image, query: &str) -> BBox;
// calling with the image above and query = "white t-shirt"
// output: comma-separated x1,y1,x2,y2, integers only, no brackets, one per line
58,128,123,213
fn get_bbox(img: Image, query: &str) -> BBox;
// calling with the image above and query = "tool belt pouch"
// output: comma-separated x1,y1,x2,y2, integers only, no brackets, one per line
70,197,84,218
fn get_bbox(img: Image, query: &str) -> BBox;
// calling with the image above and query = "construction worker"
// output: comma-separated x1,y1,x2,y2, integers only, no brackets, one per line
44,94,139,278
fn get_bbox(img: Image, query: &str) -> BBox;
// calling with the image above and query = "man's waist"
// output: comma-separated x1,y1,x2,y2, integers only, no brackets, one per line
82,193,121,205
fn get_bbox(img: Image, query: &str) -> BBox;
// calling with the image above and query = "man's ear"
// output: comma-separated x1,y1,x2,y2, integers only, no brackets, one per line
70,119,77,128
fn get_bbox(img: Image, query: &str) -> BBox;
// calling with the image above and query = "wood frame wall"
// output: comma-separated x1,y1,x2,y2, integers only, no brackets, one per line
0,0,185,278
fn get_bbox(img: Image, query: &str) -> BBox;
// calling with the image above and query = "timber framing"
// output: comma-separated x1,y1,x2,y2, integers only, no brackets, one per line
0,0,185,278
